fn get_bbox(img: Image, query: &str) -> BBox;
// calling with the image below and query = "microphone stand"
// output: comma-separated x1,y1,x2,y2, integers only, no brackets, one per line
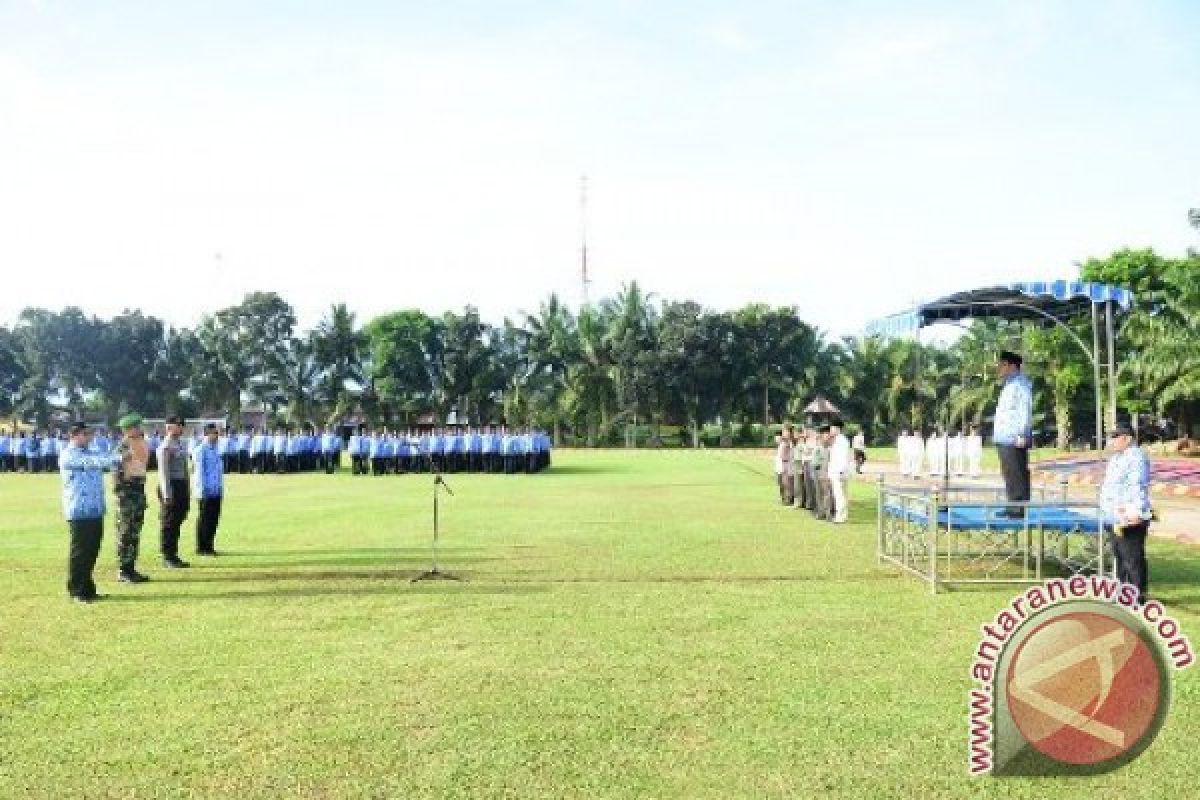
412,455,461,582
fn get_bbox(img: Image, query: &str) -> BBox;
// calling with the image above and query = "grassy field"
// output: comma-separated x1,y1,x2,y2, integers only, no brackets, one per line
1,450,1197,799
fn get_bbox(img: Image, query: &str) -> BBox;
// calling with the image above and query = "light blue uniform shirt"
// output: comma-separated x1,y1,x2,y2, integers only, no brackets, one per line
993,373,1033,446
191,441,224,498
60,444,117,520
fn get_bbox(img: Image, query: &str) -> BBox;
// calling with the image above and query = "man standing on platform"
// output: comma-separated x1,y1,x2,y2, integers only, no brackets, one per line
156,415,191,569
113,413,151,584
992,351,1034,517
1099,420,1153,605
191,423,224,556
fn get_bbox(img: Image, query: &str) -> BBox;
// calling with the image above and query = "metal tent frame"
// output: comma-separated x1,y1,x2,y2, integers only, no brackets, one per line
865,280,1134,449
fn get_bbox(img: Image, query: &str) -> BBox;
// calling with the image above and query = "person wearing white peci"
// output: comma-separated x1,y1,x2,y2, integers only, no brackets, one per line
827,420,852,523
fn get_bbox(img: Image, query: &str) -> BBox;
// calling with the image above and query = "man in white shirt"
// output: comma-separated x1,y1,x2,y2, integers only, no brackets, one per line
967,425,984,477
911,430,926,477
926,429,945,478
851,429,866,474
827,421,852,523
949,429,966,476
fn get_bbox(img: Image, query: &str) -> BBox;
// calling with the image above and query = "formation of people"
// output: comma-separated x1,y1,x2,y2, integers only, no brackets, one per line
896,426,984,478
347,427,552,475
0,429,69,472
59,414,225,604
54,414,552,604
772,421,854,524
5,425,553,477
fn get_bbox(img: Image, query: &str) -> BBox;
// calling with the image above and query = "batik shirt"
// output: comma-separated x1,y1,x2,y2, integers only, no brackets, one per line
1099,446,1152,525
60,445,117,520
993,372,1033,446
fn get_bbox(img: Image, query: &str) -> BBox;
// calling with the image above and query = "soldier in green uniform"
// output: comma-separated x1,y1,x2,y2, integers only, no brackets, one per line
113,413,151,583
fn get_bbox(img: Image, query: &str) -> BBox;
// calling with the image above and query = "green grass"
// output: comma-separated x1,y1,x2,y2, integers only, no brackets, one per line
1,450,1197,799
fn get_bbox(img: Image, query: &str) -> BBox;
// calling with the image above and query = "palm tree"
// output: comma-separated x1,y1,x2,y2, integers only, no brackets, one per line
275,336,321,427
567,305,615,446
603,282,657,447
521,294,578,445
1120,259,1200,434
312,303,366,426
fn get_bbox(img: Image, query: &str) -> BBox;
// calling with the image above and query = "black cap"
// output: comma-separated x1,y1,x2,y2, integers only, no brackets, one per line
998,350,1023,368
1110,420,1135,437
165,414,182,426
203,423,219,433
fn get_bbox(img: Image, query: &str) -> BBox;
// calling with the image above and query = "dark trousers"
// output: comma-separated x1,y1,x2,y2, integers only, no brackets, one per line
1114,522,1150,603
776,471,793,504
997,445,1030,515
158,480,190,559
67,518,104,599
803,464,817,511
196,496,222,553
854,450,866,474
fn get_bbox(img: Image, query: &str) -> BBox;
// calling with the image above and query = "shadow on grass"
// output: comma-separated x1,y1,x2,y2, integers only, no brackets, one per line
230,547,486,557
202,554,501,569
167,566,497,583
100,578,546,602
539,464,628,476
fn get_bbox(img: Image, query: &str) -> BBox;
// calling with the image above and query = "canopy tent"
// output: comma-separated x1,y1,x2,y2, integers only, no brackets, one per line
865,280,1135,449
804,396,842,415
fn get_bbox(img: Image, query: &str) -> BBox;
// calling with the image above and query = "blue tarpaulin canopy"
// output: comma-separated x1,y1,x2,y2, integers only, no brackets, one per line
865,280,1133,338
863,279,1135,449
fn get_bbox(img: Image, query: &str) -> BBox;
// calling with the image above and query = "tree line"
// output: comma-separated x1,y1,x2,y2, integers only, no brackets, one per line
1,248,1195,447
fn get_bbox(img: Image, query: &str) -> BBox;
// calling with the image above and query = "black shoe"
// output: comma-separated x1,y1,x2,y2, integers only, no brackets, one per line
162,557,191,569
70,594,95,604
119,570,151,583
196,549,219,557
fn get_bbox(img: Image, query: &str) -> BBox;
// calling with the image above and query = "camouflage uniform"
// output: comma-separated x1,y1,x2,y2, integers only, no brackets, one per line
113,438,148,573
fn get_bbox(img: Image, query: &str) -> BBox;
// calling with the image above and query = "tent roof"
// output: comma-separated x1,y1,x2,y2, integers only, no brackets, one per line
804,396,841,414
865,280,1134,338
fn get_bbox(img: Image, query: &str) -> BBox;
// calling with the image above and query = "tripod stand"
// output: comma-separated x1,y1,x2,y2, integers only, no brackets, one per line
412,468,461,582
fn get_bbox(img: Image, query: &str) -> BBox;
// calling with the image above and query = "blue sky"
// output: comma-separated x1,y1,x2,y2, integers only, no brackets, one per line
2,0,1197,337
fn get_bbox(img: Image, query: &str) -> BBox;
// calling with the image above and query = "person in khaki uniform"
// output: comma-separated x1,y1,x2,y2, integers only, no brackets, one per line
113,413,151,584
810,426,832,520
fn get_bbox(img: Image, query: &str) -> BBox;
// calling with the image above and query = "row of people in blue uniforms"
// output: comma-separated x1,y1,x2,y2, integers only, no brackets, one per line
2,426,552,475
1,431,72,472
347,427,551,475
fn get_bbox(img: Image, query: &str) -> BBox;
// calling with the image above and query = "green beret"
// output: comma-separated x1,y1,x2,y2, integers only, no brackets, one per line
118,413,144,430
